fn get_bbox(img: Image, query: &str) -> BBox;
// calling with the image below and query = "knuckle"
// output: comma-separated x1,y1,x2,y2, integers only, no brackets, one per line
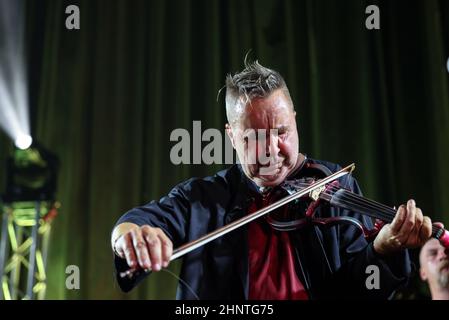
146,238,160,248
155,227,168,237
162,240,173,248
404,220,414,228
135,241,146,249
141,225,154,234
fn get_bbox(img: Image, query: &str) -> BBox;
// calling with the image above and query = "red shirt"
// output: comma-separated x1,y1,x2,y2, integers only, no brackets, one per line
248,202,309,300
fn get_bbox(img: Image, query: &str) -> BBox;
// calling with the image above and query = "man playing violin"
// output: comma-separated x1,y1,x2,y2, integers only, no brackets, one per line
111,61,433,299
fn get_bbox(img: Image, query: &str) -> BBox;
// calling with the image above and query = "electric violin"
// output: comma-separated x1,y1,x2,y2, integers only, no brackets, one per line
120,163,449,279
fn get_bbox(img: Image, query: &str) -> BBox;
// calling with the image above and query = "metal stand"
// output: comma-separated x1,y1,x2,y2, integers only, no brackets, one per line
0,200,57,300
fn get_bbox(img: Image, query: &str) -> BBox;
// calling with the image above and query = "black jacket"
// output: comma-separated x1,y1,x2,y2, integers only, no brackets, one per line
114,158,411,299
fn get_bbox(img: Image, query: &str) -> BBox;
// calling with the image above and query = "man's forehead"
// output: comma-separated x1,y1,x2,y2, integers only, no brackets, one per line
423,239,442,251
238,98,293,126
239,112,292,131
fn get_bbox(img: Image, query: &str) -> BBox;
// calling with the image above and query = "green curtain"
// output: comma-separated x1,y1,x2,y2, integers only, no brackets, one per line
0,0,448,299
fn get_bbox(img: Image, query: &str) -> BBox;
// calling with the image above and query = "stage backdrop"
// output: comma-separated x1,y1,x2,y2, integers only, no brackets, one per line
0,0,448,299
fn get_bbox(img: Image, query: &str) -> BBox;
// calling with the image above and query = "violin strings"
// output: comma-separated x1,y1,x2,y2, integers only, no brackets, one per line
292,182,397,220
322,186,440,235
290,186,394,219
323,186,441,234
292,183,440,235
292,182,395,215
324,186,396,220
325,193,396,222
280,182,396,223
325,185,396,214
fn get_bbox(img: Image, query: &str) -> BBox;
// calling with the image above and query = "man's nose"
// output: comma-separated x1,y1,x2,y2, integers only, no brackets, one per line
265,131,280,157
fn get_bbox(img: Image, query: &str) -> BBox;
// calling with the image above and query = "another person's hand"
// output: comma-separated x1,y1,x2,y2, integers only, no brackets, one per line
112,224,173,272
373,199,432,255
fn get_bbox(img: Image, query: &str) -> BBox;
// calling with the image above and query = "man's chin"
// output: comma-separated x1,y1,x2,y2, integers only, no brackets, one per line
254,170,287,187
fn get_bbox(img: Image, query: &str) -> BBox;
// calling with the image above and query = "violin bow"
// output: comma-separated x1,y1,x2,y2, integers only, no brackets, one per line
120,163,356,278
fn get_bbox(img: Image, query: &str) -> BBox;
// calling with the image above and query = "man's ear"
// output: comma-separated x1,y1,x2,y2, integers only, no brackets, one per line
420,267,428,282
225,123,236,149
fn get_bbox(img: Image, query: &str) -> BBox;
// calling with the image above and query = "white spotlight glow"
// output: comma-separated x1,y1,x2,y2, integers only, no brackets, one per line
14,133,32,150
0,0,31,148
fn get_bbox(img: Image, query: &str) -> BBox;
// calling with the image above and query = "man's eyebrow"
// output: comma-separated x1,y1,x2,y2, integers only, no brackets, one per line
274,125,289,131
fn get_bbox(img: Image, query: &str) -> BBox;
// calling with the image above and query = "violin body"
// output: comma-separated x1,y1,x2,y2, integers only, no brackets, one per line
264,162,377,238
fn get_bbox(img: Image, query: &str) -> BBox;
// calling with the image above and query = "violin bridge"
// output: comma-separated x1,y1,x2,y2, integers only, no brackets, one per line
309,185,326,201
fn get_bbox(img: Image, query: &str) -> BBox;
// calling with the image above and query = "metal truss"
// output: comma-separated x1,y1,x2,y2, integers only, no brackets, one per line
0,200,58,300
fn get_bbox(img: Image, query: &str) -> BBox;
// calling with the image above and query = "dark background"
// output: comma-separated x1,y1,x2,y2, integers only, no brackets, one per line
0,0,448,299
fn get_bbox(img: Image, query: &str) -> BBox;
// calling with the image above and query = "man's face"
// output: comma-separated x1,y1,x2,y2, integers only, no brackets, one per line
226,89,300,187
420,239,449,290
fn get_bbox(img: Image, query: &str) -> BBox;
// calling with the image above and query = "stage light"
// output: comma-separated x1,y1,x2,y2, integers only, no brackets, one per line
4,142,59,202
14,133,32,150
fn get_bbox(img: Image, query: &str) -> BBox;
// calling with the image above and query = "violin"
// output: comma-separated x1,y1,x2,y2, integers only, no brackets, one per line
265,165,448,244
120,163,449,279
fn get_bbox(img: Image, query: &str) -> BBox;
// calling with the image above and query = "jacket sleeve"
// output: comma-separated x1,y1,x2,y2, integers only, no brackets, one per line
325,174,412,299
112,180,193,292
